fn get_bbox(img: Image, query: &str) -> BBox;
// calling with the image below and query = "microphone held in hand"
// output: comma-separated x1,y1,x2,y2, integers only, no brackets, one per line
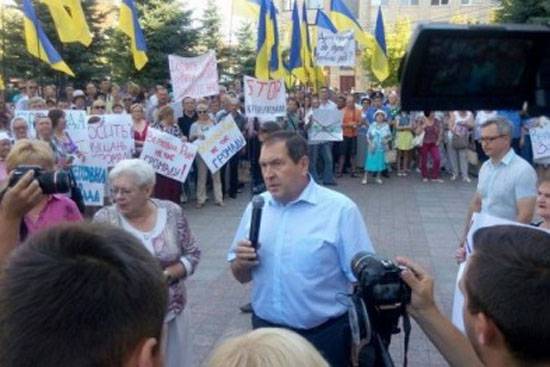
249,195,265,250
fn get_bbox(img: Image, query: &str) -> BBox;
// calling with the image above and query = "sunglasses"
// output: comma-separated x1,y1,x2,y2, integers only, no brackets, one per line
94,105,106,109
197,110,208,114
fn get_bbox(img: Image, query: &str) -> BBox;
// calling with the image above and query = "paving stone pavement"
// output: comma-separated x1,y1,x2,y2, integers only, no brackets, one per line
184,174,476,366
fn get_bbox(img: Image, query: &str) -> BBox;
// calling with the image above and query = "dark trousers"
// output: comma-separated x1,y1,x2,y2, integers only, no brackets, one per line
221,155,240,197
252,313,351,367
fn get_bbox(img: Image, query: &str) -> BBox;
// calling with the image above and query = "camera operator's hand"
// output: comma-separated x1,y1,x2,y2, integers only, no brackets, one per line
396,256,436,318
1,171,42,220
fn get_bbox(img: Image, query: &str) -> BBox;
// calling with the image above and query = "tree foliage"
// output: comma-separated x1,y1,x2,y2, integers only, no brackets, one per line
362,17,412,87
496,0,550,25
233,21,256,80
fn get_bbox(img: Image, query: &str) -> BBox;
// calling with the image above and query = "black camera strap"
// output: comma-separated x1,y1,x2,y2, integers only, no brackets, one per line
402,306,412,367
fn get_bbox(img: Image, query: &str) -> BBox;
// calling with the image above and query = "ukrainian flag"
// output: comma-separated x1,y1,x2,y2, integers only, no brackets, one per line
268,0,285,80
22,0,74,77
287,1,305,83
233,0,262,18
41,0,92,47
119,0,148,70
329,0,370,49
255,0,270,80
315,9,338,33
371,6,389,82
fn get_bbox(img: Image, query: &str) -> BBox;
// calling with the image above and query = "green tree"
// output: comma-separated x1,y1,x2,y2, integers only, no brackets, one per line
233,21,256,80
496,0,550,24
362,17,412,87
105,0,199,87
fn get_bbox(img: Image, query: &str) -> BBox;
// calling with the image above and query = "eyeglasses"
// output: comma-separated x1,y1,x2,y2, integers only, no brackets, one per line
110,187,135,197
480,134,506,143
197,110,208,114
94,105,106,109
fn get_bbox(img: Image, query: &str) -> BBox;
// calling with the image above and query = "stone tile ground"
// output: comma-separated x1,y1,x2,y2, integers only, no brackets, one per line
185,175,476,366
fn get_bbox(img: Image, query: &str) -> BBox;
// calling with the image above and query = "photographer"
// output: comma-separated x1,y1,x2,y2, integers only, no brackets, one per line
397,225,550,367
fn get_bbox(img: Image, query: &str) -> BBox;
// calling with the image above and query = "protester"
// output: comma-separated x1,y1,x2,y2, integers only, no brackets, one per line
447,110,474,182
72,89,87,111
28,96,46,110
473,110,497,163
316,87,337,185
130,103,149,157
0,131,11,184
228,131,374,366
177,96,198,139
457,117,537,261
11,117,29,140
85,82,98,108
206,328,329,367
284,97,302,133
94,159,201,367
151,105,185,204
0,223,167,367
49,109,81,168
363,110,391,185
35,114,54,143
148,86,170,124
90,99,107,115
417,110,444,183
395,111,415,176
5,140,83,239
190,102,223,208
398,225,550,367
535,176,550,229
338,95,361,177
15,80,38,110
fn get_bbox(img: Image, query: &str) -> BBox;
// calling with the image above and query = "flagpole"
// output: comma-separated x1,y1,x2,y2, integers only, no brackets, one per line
1,2,5,88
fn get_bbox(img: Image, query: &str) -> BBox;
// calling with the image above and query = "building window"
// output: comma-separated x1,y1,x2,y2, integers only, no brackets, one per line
372,0,389,6
306,0,323,9
400,0,419,4
461,0,472,4
431,0,449,5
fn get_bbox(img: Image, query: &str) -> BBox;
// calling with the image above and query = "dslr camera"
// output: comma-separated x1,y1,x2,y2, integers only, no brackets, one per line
349,252,411,367
9,165,71,195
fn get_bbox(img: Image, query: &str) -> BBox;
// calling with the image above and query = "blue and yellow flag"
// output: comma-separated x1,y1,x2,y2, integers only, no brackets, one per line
315,9,338,33
119,0,148,70
329,0,370,48
255,0,270,80
41,0,93,47
268,0,285,80
287,1,304,82
233,0,262,18
255,0,284,81
22,0,74,76
371,6,389,82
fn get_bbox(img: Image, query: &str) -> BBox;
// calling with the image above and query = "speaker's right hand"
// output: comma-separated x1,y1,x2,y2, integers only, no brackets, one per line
234,240,259,269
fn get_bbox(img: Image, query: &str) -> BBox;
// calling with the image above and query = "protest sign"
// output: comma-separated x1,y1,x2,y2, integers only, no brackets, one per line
196,115,247,174
530,116,550,161
140,127,197,183
315,29,355,67
309,109,343,142
169,51,220,100
243,75,286,120
71,163,107,206
88,114,133,166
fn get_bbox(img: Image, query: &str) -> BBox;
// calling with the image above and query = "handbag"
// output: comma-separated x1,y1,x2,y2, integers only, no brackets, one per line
412,132,424,147
451,132,469,150
385,149,397,164
467,148,479,166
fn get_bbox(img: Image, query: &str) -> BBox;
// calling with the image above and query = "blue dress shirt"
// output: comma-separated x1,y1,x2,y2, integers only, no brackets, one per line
228,178,375,329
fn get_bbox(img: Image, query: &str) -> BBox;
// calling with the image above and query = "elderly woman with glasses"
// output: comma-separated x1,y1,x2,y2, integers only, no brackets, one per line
150,105,186,204
190,102,223,208
93,159,200,367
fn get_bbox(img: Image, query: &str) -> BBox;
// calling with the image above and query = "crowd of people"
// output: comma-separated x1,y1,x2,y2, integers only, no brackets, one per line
0,77,548,367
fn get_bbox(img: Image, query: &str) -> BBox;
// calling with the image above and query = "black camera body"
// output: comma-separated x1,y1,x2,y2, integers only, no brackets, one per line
350,253,412,367
352,253,411,308
9,165,71,195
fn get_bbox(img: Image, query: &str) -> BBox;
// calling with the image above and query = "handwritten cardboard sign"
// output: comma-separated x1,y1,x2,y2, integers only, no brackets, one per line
169,51,220,100
309,109,343,142
71,164,107,207
530,117,550,161
243,75,286,120
315,29,355,67
140,127,197,183
195,115,246,174
87,114,133,167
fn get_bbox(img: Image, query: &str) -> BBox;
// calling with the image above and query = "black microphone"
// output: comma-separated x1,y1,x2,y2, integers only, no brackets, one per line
249,195,265,250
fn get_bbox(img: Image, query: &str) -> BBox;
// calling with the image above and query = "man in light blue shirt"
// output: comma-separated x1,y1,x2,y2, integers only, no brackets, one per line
228,131,374,366
457,117,537,259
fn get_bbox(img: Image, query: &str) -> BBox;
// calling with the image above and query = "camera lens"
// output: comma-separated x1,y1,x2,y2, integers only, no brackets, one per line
38,171,71,194
351,251,372,279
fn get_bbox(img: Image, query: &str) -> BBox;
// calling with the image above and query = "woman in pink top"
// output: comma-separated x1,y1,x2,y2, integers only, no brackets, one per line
416,111,443,182
6,140,83,240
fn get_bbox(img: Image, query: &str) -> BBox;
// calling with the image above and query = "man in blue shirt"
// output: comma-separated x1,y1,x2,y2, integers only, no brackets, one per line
228,131,375,366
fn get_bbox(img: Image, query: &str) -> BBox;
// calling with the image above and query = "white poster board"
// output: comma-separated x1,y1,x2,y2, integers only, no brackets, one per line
195,115,247,174
243,75,286,120
169,51,220,100
87,114,134,167
315,29,355,67
140,127,197,183
71,163,107,207
309,109,343,142
530,116,550,161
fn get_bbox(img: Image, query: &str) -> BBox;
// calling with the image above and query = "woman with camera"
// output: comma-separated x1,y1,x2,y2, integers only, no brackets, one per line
5,140,83,238
93,158,201,367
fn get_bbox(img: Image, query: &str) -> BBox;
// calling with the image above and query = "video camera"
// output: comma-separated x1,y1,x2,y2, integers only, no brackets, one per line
9,165,71,195
348,253,411,367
